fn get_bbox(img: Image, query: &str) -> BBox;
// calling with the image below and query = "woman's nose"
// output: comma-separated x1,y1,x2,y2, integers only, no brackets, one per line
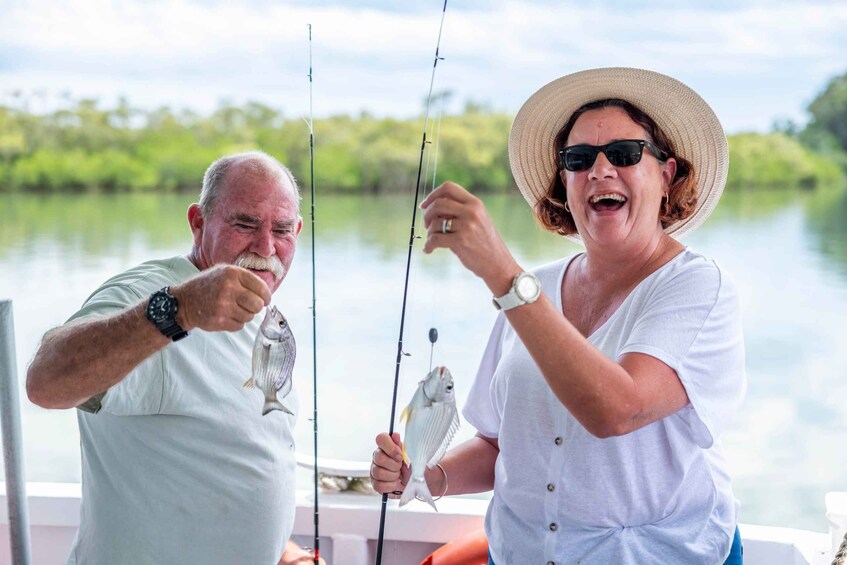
588,151,618,180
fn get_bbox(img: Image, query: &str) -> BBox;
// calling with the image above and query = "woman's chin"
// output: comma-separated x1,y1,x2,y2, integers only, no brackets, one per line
581,219,632,245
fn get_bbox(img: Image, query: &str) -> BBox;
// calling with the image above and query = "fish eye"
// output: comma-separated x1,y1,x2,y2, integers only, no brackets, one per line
446,384,453,391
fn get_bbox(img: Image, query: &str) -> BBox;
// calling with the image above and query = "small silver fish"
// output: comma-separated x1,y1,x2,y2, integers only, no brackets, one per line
399,366,459,510
243,305,296,416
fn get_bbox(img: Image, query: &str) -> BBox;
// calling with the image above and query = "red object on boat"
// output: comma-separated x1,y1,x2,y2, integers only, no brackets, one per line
419,528,488,565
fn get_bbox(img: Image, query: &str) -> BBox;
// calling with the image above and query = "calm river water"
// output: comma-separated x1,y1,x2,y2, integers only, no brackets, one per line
2,186,847,532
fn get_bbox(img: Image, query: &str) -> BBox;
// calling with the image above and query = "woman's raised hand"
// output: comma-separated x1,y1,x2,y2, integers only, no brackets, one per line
421,182,521,293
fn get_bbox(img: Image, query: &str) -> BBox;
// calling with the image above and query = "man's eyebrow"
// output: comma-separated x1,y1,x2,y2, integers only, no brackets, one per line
272,219,297,230
229,213,260,224
228,214,296,229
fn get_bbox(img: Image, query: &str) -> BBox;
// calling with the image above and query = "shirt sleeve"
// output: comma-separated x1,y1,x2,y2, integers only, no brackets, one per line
462,313,508,439
620,261,746,448
68,283,166,416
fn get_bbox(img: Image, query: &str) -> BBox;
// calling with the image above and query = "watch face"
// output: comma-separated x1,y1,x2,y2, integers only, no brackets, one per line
515,274,540,301
148,293,175,323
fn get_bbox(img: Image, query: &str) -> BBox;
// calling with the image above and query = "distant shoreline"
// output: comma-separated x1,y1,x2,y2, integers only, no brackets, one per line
1,100,843,194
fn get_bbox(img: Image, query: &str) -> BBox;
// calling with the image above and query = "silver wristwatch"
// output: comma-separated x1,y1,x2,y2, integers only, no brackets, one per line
492,272,541,311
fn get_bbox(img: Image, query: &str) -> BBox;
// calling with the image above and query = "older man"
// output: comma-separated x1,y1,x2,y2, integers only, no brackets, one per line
27,151,320,564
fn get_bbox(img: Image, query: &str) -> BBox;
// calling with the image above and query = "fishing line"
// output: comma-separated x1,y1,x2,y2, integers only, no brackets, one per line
424,92,447,344
375,2,449,563
406,72,447,374
428,92,446,194
306,23,320,565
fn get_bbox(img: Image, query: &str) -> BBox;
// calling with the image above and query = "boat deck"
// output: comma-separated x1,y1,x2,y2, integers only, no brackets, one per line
2,481,841,564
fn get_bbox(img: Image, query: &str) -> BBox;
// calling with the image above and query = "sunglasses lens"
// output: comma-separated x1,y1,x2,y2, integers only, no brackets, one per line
561,141,653,171
563,147,596,172
605,141,643,167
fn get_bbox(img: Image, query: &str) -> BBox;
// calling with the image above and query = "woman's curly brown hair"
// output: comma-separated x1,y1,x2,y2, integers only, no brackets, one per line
534,99,698,236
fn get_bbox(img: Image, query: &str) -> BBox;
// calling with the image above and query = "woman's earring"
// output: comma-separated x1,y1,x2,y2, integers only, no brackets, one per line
564,201,571,213
662,192,670,217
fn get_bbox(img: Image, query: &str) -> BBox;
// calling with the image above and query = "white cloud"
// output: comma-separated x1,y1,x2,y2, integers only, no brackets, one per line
1,0,846,131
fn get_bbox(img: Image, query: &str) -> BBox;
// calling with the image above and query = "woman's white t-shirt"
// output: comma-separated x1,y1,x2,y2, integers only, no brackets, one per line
464,249,746,564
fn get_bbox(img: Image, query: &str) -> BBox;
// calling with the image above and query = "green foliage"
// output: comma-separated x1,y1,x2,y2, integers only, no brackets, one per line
436,113,513,191
807,71,847,153
8,148,161,191
727,132,843,190
1,85,846,194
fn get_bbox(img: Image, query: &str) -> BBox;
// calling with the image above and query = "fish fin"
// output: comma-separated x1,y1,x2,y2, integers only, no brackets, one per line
427,405,460,468
242,378,255,389
260,343,273,386
276,372,293,399
262,398,293,416
400,404,412,425
399,477,437,511
399,404,413,465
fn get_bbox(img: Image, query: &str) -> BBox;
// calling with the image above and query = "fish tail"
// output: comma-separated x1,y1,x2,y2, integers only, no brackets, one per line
399,477,437,511
262,398,293,416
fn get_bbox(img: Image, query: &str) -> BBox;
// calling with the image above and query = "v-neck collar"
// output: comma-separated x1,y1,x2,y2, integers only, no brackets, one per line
555,248,690,340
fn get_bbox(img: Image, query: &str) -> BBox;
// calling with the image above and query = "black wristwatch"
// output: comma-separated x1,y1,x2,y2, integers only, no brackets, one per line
146,287,189,342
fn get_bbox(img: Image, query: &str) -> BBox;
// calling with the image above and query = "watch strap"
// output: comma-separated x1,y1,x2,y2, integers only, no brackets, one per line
492,272,540,311
147,287,189,342
159,320,189,342
492,288,525,311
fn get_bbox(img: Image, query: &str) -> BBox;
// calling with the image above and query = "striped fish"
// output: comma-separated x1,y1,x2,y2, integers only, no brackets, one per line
399,366,459,510
243,305,296,416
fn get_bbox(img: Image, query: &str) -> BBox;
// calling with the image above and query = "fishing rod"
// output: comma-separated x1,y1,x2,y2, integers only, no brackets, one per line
375,1,449,563
307,23,320,565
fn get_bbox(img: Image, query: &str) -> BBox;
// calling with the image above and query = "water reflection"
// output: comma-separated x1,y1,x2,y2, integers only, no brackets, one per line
1,184,846,533
806,186,847,281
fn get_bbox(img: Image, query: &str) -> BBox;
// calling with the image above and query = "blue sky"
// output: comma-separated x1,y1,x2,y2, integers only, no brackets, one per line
2,0,846,133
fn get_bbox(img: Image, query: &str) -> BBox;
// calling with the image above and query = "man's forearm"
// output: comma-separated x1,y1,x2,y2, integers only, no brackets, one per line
27,264,272,410
26,300,170,409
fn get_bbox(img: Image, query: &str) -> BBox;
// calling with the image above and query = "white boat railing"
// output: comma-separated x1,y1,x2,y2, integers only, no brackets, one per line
1,482,842,565
2,295,846,564
0,300,32,565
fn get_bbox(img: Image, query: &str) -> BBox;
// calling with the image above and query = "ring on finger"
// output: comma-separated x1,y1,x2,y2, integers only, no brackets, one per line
441,218,454,234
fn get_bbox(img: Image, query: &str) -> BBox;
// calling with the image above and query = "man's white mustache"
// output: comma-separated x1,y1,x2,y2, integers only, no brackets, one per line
235,253,285,281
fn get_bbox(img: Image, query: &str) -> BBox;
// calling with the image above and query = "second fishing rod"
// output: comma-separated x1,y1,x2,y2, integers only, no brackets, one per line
375,1,450,564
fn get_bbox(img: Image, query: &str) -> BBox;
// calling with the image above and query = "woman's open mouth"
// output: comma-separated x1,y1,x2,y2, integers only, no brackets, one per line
589,193,627,212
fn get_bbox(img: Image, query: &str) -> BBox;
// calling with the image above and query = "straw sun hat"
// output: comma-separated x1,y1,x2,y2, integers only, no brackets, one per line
508,67,728,239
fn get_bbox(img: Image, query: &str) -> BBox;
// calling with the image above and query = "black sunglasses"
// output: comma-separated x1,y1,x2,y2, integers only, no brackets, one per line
559,139,670,172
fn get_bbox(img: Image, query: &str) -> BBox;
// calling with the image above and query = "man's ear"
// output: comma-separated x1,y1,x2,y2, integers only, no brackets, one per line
187,204,204,246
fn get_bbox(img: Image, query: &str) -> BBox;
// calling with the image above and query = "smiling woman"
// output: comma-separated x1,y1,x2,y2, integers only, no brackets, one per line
536,99,697,237
370,67,746,565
